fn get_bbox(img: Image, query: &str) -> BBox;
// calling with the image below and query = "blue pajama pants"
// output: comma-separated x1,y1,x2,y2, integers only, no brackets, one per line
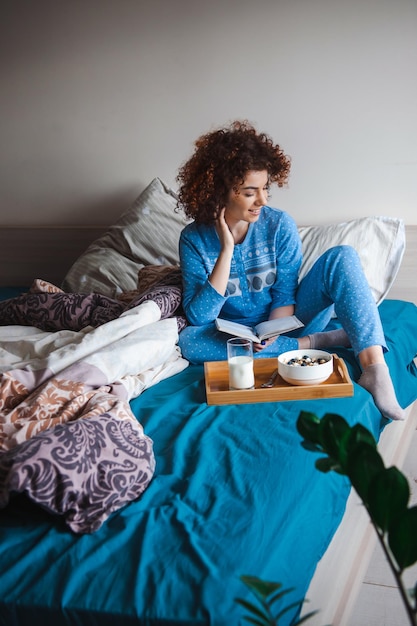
178,245,387,364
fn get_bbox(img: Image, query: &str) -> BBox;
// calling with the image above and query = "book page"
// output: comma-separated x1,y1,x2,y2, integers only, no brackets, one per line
215,319,260,342
254,316,304,340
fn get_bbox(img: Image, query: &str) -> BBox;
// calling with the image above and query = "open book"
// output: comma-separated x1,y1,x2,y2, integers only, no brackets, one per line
215,315,304,343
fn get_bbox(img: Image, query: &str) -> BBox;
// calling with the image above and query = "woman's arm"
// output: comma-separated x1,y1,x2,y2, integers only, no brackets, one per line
268,304,295,320
208,208,234,296
269,212,302,312
180,230,228,326
180,209,237,326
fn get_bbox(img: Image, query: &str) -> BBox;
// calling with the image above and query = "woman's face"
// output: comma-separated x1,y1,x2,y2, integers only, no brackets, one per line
224,170,270,225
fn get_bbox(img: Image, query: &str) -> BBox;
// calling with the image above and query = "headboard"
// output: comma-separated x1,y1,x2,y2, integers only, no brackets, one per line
0,225,416,304
0,227,105,288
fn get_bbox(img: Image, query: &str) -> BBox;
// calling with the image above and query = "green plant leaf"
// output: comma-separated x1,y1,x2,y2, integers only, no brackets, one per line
315,456,343,473
296,411,322,446
242,618,271,626
235,597,271,625
388,506,417,571
324,418,352,470
409,581,417,608
240,575,283,600
275,598,309,621
301,440,323,453
346,423,378,451
318,413,350,463
346,442,385,504
240,613,271,626
265,587,295,607
294,609,319,624
367,466,410,531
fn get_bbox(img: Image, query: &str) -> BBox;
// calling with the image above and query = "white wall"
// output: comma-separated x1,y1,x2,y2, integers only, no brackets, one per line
1,0,416,226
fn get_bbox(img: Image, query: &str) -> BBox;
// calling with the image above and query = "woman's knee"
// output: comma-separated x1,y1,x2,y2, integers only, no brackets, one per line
322,244,360,266
315,245,364,282
178,324,226,364
178,326,206,363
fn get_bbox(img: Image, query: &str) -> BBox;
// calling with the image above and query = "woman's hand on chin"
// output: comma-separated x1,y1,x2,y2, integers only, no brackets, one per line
216,208,235,251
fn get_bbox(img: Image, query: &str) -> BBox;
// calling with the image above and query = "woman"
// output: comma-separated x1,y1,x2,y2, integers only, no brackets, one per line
177,120,404,421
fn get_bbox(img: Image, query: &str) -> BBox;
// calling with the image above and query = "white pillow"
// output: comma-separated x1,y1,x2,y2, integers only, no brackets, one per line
62,178,189,296
298,216,405,305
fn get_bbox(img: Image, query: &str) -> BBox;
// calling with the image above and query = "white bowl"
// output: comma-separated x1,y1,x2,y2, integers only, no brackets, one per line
278,349,333,386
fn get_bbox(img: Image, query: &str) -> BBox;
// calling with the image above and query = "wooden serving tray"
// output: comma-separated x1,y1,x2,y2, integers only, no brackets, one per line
204,355,353,405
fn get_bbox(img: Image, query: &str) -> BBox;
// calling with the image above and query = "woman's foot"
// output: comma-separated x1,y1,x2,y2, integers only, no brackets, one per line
358,363,405,421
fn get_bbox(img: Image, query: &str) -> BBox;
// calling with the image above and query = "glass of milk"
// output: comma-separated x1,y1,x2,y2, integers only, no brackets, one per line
227,337,255,390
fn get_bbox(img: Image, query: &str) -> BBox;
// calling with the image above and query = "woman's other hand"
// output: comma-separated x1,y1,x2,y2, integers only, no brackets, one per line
253,337,276,352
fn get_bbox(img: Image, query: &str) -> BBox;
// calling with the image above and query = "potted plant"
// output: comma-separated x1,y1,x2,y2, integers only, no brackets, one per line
235,411,417,625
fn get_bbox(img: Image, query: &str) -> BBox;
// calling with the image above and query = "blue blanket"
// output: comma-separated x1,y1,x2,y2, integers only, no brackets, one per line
0,298,416,626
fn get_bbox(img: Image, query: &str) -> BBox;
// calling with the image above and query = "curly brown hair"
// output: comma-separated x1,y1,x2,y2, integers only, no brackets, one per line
176,120,291,224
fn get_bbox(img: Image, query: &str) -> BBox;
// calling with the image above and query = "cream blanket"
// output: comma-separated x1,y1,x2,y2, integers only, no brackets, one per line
0,300,188,451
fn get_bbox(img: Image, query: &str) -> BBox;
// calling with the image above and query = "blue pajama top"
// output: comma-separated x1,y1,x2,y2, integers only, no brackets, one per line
179,207,302,327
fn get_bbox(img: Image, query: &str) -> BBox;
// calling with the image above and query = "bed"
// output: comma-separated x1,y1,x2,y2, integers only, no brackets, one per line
0,178,416,626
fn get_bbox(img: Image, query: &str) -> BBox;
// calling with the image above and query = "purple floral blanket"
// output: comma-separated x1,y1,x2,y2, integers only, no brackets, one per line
0,299,188,533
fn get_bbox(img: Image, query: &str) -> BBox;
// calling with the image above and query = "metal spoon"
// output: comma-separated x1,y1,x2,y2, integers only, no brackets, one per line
261,368,279,388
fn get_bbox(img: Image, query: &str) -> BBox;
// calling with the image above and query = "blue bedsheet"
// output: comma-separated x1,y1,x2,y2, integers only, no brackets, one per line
0,298,416,626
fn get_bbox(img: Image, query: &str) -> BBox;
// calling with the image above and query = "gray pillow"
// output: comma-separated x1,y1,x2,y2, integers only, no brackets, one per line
62,178,189,296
